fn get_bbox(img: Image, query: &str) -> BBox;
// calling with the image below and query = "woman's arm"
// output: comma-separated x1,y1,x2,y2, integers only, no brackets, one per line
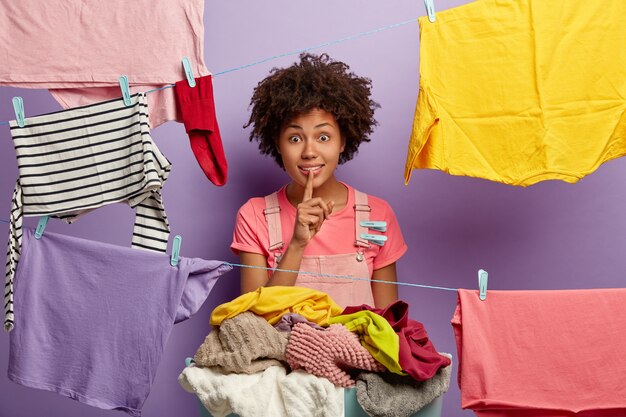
371,262,399,308
239,245,307,293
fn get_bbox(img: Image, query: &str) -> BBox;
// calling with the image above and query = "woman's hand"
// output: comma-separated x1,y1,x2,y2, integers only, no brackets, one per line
240,172,336,293
292,171,334,248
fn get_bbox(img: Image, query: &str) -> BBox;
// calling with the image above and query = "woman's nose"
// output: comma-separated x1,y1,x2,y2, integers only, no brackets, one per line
301,139,318,159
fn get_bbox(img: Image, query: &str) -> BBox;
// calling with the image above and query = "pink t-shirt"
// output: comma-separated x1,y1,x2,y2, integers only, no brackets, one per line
453,288,626,416
231,183,407,275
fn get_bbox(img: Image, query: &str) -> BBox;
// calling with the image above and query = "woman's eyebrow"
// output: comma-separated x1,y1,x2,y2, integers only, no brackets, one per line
285,122,333,130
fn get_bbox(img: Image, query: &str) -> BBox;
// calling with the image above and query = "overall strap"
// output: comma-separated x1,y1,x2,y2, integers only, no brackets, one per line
354,189,371,249
263,192,284,251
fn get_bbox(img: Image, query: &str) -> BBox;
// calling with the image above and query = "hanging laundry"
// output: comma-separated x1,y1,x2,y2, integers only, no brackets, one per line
8,228,232,417
452,288,626,416
175,75,228,185
343,301,451,381
0,0,210,127
209,286,343,327
4,93,171,331
285,323,386,387
179,365,344,417
405,0,626,187
355,353,452,417
193,312,289,374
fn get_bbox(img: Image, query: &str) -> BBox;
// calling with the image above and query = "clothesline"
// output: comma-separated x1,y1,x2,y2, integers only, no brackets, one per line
0,17,417,126
224,262,458,292
0,216,457,291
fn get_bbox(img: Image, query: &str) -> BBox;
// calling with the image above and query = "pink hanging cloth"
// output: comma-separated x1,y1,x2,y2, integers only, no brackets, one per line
453,288,626,417
0,0,210,127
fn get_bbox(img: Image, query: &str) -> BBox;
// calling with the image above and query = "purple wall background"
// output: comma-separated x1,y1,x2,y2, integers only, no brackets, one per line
1,1,624,416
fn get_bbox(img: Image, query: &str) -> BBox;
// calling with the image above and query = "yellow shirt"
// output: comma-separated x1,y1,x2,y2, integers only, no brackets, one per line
329,310,404,375
405,0,626,187
210,286,343,326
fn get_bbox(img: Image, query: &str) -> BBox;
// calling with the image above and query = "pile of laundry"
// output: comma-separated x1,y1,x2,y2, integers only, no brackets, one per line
179,286,452,417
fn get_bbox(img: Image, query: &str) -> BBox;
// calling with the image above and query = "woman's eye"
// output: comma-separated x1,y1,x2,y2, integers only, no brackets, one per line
288,136,301,143
319,134,330,142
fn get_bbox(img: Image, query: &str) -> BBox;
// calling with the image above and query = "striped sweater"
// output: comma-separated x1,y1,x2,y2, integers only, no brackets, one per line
5,93,171,331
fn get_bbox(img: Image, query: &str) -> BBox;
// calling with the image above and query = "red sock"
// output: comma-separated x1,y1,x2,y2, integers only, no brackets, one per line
175,75,228,186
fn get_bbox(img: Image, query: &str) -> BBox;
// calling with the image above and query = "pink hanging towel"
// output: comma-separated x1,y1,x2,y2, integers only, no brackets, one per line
0,0,209,127
452,288,626,417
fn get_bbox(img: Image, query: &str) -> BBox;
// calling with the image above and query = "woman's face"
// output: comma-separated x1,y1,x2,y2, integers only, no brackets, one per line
277,108,345,190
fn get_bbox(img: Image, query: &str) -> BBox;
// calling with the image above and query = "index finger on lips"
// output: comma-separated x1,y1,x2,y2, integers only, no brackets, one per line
303,170,314,202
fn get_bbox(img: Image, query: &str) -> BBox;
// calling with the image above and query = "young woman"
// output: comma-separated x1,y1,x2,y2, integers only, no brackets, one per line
231,53,407,308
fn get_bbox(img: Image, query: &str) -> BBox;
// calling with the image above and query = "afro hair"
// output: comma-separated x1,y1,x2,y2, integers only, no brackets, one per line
244,53,379,168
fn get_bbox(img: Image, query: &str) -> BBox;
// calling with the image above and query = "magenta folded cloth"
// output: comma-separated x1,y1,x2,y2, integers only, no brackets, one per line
343,301,450,381
286,323,386,387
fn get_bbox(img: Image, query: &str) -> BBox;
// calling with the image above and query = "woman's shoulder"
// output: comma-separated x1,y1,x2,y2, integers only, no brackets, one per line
350,185,394,214
239,196,267,210
237,186,287,217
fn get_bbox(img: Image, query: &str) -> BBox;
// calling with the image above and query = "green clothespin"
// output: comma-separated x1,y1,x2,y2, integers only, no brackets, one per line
424,0,436,22
34,216,50,240
478,269,488,301
119,75,132,106
12,97,25,127
182,57,196,87
170,235,182,266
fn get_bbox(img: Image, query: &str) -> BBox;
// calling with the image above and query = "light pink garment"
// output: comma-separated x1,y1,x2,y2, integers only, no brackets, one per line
0,0,209,127
452,289,626,417
286,323,386,387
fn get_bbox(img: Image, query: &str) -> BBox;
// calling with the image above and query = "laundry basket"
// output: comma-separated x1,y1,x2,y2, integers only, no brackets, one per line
184,358,443,417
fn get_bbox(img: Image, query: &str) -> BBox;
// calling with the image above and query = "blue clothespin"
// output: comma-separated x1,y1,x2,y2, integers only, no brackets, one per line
478,269,488,301
12,97,25,127
359,233,387,246
118,75,132,107
182,57,196,87
424,0,436,22
360,221,387,232
34,216,50,240
170,235,182,266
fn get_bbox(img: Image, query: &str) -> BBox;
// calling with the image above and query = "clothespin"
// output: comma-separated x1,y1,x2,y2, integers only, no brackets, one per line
181,57,196,87
34,216,50,240
359,233,387,246
360,221,387,233
478,269,488,301
12,97,25,127
170,235,182,266
424,0,436,23
118,75,132,107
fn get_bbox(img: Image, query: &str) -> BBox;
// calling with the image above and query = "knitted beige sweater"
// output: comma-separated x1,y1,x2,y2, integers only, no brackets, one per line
194,312,289,374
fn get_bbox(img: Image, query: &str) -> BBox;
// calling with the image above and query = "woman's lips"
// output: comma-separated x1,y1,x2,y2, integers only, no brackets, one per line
298,165,324,176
